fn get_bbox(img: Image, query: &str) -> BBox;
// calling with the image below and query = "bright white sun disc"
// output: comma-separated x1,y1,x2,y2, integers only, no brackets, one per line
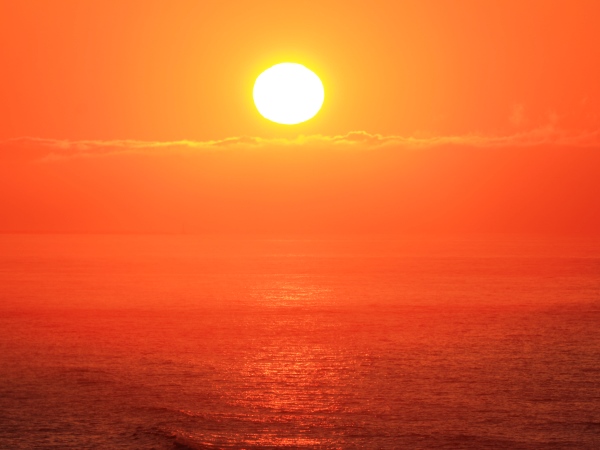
253,63,324,125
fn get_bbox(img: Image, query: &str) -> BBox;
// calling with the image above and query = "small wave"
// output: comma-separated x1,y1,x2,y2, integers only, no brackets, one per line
172,432,204,450
145,426,220,450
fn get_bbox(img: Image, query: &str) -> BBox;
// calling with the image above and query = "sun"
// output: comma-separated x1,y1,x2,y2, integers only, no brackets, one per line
253,63,324,125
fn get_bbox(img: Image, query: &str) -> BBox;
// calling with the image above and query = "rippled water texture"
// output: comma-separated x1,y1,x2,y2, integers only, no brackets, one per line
1,235,599,448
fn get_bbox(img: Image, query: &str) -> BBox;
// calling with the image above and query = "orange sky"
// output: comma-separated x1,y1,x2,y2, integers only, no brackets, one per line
1,1,600,234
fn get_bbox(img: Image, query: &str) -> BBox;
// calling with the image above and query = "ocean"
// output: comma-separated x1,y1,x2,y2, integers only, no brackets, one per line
0,234,599,449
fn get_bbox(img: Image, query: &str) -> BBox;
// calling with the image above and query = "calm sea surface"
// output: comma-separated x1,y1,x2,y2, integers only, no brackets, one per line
0,234,599,449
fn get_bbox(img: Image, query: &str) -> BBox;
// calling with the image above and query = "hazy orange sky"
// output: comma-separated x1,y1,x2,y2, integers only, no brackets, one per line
1,0,600,234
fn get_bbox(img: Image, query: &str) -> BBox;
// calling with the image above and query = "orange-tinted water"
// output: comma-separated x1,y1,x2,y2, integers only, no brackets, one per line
1,235,599,448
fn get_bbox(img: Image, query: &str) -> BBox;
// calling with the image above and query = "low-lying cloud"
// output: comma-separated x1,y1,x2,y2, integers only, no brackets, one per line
2,127,599,162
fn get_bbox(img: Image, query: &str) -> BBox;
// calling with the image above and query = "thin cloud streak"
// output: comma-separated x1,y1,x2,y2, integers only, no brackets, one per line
2,128,600,161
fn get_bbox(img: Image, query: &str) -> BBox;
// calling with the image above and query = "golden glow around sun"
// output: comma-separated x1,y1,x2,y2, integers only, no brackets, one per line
253,63,324,125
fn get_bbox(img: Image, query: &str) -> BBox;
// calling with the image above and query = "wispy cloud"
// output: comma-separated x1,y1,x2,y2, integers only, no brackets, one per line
2,128,600,161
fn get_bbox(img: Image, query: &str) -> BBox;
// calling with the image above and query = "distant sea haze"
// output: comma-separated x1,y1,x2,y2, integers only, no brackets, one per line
1,234,599,449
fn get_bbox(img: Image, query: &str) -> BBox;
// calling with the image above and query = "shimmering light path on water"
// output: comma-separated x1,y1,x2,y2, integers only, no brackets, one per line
0,235,599,448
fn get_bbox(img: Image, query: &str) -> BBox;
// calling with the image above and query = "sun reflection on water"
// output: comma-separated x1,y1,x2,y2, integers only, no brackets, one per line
248,278,334,309
217,279,352,446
